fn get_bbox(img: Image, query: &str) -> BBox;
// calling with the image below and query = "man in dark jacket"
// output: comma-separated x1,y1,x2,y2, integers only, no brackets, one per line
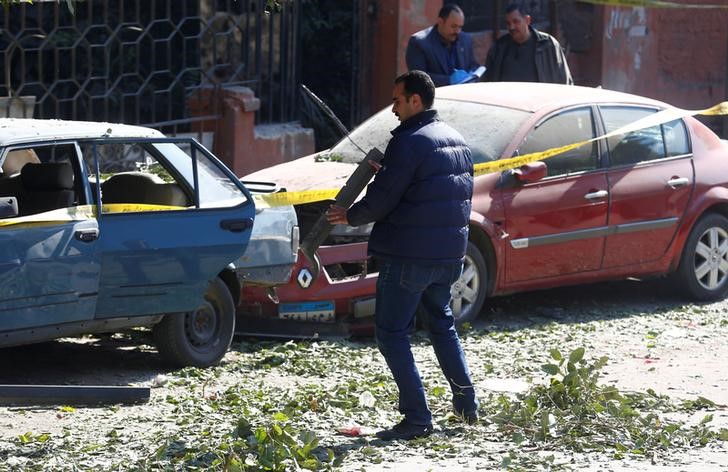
485,2,572,84
327,70,478,440
406,4,481,87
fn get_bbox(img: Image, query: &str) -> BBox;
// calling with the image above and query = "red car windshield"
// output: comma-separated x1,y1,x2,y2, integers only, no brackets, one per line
327,99,531,164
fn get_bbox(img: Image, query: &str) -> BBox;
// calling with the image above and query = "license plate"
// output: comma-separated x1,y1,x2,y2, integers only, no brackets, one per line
278,301,335,323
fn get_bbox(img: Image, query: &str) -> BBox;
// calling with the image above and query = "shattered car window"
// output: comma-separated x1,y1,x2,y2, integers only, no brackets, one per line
80,141,248,211
152,142,248,208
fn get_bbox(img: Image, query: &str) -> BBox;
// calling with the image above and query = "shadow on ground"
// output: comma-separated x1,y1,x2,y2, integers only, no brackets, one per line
471,277,695,333
0,330,168,386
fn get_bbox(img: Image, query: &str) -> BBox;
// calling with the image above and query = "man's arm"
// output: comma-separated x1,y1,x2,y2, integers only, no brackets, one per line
326,159,383,226
346,138,418,227
406,36,450,87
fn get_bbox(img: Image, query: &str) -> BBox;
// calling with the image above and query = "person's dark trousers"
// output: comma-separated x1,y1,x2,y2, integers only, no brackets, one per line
374,257,478,426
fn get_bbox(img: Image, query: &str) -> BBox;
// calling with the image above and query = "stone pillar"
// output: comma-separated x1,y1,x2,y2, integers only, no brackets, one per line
187,86,314,177
361,0,441,116
216,87,261,176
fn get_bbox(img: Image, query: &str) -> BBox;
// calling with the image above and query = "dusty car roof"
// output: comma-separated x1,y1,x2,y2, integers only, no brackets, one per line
0,118,163,146
436,82,668,113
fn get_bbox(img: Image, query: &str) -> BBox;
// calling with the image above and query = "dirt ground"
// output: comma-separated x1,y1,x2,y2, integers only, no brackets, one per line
1,278,727,471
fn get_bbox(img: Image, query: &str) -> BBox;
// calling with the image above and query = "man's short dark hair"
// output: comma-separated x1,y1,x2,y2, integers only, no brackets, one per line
506,2,530,16
395,70,435,109
438,3,463,20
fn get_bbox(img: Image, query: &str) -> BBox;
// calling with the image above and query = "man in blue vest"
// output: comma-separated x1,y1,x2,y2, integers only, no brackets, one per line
406,4,481,87
327,70,478,440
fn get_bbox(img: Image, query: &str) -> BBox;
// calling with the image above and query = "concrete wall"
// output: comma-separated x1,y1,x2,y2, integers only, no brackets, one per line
396,0,441,76
600,5,728,110
362,0,400,118
188,87,315,177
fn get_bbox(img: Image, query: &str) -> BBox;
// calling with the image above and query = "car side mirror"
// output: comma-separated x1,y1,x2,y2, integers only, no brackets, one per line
0,196,18,218
513,162,547,184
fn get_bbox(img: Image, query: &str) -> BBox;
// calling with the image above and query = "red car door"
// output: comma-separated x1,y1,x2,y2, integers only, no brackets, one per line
502,107,609,284
599,107,694,268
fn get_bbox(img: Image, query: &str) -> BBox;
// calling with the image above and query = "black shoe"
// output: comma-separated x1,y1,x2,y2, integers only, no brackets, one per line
375,420,433,441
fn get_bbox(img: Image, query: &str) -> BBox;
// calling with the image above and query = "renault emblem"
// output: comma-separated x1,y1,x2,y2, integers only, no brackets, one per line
297,268,313,289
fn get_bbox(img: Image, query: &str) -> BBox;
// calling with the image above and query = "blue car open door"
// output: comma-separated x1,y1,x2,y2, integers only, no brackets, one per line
81,138,255,319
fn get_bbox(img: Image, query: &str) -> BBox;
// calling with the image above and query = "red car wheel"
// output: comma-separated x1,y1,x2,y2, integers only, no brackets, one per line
677,213,728,301
450,241,487,325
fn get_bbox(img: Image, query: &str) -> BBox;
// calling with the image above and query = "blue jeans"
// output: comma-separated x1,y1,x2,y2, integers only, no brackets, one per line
375,257,478,425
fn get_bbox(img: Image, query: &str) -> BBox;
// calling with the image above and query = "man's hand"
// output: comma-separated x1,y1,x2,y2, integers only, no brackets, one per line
449,69,470,85
326,204,349,226
368,159,382,172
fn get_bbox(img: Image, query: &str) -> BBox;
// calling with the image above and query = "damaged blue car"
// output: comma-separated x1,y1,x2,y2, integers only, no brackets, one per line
0,118,298,367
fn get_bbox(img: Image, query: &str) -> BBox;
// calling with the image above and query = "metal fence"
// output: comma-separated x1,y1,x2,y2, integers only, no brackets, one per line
0,0,299,133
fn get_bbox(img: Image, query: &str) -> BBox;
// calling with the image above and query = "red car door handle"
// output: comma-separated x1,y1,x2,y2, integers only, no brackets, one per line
220,218,254,232
584,190,608,200
667,177,690,188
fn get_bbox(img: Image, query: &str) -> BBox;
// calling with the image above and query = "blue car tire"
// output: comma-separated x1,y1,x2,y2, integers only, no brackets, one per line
153,277,236,367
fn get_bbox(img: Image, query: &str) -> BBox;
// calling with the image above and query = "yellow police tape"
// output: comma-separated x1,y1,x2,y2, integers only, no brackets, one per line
473,101,728,176
0,203,184,228
576,0,728,9
254,189,339,208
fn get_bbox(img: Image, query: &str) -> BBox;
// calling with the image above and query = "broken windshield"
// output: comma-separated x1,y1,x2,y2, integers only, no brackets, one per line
324,99,531,165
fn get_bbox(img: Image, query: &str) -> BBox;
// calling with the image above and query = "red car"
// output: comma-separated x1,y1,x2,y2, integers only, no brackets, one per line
237,82,728,337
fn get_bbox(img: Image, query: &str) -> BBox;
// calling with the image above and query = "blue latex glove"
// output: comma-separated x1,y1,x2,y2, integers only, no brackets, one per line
449,69,470,85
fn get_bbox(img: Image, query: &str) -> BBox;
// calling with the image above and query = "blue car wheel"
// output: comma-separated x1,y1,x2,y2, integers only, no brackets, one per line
153,277,236,367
